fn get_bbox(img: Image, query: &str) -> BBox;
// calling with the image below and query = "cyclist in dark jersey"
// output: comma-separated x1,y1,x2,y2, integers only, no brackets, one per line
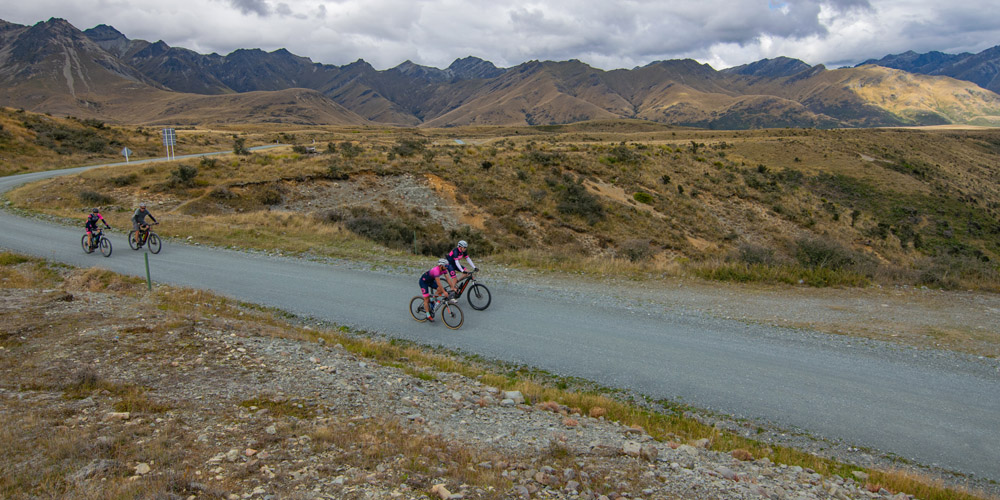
84,208,111,248
418,259,452,321
444,240,477,290
131,202,157,247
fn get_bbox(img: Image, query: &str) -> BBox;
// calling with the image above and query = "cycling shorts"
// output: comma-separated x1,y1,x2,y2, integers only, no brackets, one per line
419,275,438,297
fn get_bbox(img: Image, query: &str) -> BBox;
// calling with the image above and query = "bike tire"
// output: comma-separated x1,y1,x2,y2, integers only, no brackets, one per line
81,235,93,254
439,302,464,330
99,237,112,257
147,233,162,254
466,284,492,310
409,296,428,322
128,230,140,250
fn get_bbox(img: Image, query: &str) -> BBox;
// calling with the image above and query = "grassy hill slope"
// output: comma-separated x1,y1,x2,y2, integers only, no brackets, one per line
7,121,1000,290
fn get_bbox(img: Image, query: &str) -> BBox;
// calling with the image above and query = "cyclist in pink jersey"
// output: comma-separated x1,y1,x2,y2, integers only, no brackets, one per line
418,259,452,321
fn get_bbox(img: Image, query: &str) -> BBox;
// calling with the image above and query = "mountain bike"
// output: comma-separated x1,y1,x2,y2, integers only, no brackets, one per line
409,293,464,330
128,222,161,254
81,228,112,257
453,268,491,310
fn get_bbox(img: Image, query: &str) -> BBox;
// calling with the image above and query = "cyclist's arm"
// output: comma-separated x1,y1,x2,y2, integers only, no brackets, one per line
465,256,476,271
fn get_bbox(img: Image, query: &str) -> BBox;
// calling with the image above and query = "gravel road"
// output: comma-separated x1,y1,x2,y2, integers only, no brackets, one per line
2,160,998,482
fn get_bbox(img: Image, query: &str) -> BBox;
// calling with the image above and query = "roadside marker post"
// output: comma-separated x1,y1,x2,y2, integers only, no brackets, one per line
144,252,152,291
121,147,133,163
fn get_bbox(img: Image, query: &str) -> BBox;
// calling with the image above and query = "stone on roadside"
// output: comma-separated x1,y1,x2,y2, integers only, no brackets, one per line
622,441,642,457
503,391,525,404
431,483,452,500
135,462,151,475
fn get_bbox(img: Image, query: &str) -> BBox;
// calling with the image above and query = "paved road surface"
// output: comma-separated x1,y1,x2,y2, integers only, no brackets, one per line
1,157,997,480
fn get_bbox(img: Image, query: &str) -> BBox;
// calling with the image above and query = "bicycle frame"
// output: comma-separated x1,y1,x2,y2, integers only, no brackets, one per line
453,272,476,297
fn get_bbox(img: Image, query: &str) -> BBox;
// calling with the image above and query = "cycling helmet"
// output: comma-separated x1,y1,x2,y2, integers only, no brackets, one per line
458,240,468,248
92,208,100,213
139,202,146,208
437,258,449,267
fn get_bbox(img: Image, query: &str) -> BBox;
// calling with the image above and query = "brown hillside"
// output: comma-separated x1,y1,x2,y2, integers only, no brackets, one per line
9,123,1000,291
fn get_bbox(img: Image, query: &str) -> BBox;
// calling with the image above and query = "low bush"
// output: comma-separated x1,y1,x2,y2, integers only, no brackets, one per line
167,165,198,188
737,243,779,266
557,180,604,225
79,190,113,205
620,239,653,262
916,253,1000,291
109,173,138,187
794,237,856,271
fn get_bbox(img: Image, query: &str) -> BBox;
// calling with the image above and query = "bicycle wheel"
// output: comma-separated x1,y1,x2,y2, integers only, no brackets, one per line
439,302,464,330
99,237,112,257
466,284,492,310
147,233,162,254
409,296,428,322
128,231,139,250
81,235,93,254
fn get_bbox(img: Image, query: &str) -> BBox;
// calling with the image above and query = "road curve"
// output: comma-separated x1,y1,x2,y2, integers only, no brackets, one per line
1,158,998,480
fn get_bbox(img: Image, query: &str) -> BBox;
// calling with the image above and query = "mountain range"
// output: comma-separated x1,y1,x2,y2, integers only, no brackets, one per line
2,17,999,128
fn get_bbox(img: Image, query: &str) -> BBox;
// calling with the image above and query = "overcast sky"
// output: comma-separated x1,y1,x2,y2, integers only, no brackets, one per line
4,0,999,71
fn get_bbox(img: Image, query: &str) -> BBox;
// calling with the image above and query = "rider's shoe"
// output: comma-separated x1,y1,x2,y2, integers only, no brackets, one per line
426,312,434,322
448,298,458,304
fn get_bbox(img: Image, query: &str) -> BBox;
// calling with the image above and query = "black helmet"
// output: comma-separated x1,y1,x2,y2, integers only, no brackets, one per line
92,208,100,213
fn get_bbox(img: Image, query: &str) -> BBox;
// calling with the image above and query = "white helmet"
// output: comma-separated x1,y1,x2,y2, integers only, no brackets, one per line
458,240,468,248
437,258,449,266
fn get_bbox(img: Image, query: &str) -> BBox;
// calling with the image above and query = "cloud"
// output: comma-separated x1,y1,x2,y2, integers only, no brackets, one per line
228,0,270,16
2,0,997,71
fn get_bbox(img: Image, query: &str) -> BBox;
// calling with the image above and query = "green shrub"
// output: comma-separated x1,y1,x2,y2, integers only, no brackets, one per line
737,243,778,266
620,239,653,262
794,237,856,270
168,165,198,187
525,151,564,166
254,186,283,206
605,144,642,165
917,254,1000,290
633,192,653,204
109,173,138,187
557,180,604,224
79,190,113,205
391,138,426,157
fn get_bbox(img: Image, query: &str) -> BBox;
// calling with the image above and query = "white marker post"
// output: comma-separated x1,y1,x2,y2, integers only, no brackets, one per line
121,147,133,163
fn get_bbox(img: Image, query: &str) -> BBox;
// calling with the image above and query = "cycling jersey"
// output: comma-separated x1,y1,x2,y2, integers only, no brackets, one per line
445,246,475,275
85,213,107,232
132,208,157,230
419,266,447,297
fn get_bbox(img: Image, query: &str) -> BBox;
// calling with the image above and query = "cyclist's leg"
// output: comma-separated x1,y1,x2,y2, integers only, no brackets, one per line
419,277,434,318
446,263,459,289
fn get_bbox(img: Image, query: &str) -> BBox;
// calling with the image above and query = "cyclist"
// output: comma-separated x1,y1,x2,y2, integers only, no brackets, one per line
444,240,477,291
131,202,158,247
419,259,453,322
85,208,111,249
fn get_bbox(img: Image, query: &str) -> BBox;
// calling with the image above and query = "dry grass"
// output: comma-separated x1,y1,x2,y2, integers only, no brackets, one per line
9,124,1000,291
